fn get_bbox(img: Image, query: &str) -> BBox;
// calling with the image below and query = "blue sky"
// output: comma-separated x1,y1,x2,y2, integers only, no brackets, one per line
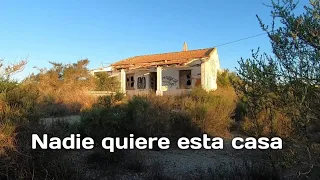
1,0,308,79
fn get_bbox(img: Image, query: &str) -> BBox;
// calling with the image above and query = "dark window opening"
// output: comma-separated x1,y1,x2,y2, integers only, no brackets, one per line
137,76,146,89
179,70,192,89
126,74,135,90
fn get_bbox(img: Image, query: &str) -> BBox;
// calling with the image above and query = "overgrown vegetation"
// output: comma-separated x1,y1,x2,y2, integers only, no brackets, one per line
0,60,87,179
232,0,320,178
94,71,120,91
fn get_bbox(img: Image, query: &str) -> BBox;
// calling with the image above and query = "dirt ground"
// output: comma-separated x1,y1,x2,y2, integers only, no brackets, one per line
40,116,319,179
64,140,269,179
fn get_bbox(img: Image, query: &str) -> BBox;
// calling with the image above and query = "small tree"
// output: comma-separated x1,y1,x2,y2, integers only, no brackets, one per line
94,72,120,92
234,2,320,176
258,0,320,136
234,0,320,138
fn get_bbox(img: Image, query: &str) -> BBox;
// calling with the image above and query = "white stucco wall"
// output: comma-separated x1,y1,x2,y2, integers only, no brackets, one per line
161,65,201,95
202,48,221,91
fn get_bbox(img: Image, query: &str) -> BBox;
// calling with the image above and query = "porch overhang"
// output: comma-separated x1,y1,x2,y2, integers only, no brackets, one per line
111,57,208,71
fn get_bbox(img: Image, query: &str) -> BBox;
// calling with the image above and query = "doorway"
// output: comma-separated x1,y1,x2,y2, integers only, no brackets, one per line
150,72,157,92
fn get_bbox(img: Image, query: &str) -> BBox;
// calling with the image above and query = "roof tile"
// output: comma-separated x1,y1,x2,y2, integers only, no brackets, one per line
111,48,214,69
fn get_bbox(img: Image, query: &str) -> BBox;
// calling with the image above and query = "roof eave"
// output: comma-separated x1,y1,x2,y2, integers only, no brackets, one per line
111,57,209,70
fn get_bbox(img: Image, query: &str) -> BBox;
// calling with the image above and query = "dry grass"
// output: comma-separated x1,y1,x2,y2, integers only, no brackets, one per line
0,122,16,155
24,78,96,117
124,86,238,138
241,110,293,138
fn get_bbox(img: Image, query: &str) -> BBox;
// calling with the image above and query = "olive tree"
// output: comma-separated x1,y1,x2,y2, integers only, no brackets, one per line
234,0,320,138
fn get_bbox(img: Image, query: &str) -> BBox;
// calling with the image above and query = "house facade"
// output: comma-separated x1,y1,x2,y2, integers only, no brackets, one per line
96,43,221,96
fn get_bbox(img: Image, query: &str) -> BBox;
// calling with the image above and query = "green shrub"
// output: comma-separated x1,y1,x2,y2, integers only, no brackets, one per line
170,112,201,138
93,93,124,109
189,160,279,180
87,148,125,167
122,151,147,173
126,96,172,137
217,70,238,88
0,79,41,124
94,72,120,91
125,90,235,138
178,87,236,137
114,91,125,101
94,95,116,108
80,107,128,141
0,123,86,180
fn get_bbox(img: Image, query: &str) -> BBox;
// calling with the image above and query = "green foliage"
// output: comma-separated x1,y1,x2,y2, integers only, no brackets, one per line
0,76,41,125
0,60,89,180
126,96,174,137
24,59,96,117
193,160,279,180
0,78,18,92
94,72,120,91
256,0,320,136
80,107,128,141
93,93,125,109
233,50,285,136
0,123,86,180
79,91,234,142
217,69,238,88
234,0,320,138
95,95,116,108
181,87,236,136
114,91,125,101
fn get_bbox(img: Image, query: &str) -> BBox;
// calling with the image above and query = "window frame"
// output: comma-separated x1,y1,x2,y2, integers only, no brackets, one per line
137,76,146,89
126,73,135,90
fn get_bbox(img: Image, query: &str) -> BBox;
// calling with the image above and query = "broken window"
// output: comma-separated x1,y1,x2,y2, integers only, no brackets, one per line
126,74,135,90
179,70,192,89
137,76,146,89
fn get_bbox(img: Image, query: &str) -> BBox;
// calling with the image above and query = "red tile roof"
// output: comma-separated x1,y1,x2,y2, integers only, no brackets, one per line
111,48,215,69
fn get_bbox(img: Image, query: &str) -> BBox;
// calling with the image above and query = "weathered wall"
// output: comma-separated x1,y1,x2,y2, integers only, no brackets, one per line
115,49,221,95
125,63,201,96
126,70,151,96
161,64,201,95
203,48,220,91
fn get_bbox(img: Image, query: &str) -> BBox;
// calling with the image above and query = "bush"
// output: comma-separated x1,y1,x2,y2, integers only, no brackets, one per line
25,60,96,117
0,81,41,123
125,87,236,138
94,72,120,92
0,122,15,155
0,60,89,179
241,110,293,138
114,91,125,102
191,160,279,180
126,95,174,137
87,148,125,167
93,93,125,109
0,122,86,180
217,69,239,88
145,161,173,180
122,151,147,173
80,107,128,141
177,87,236,137
94,95,116,108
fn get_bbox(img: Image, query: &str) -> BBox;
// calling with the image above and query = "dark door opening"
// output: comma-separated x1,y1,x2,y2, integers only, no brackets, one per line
150,72,157,92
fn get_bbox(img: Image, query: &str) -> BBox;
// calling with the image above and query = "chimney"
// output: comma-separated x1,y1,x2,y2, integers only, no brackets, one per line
183,42,188,51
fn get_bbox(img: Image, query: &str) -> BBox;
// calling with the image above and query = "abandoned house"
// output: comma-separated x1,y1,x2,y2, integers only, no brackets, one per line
91,43,221,96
